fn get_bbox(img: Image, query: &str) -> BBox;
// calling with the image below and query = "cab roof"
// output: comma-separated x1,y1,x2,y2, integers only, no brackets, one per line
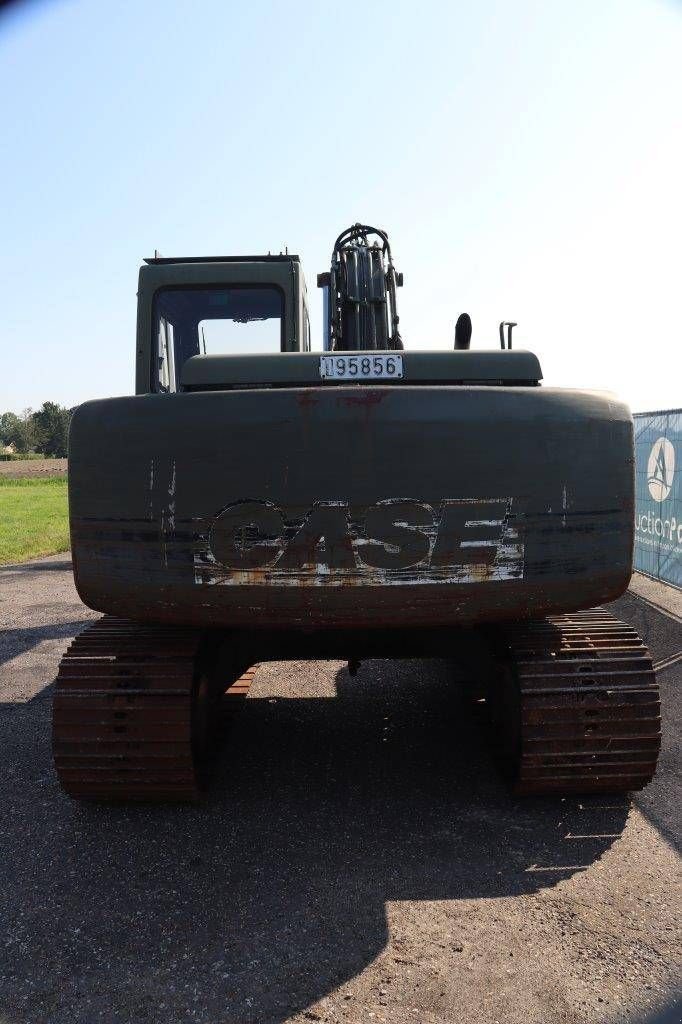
143,254,300,265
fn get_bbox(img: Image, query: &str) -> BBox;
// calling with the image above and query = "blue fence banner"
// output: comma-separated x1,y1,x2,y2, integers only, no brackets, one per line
633,408,681,589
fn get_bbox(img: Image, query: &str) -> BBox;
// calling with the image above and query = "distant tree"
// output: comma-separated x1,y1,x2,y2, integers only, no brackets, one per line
31,402,71,458
0,409,37,453
0,412,21,447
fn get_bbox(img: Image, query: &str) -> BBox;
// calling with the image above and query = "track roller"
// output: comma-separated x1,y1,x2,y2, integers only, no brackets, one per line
52,617,255,802
488,609,661,795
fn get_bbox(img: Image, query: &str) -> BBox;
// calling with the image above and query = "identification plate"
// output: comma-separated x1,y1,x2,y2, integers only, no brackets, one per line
319,353,403,381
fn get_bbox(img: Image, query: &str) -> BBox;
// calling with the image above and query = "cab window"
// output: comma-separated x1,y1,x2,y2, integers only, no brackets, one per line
152,285,284,390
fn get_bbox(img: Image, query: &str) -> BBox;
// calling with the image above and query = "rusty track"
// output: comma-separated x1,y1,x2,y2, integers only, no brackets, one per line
52,617,255,802
491,610,661,795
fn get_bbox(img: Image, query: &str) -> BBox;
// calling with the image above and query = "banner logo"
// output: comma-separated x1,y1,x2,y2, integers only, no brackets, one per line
647,437,675,501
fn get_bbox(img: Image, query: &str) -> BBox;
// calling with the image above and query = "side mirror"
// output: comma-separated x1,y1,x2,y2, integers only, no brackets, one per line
499,321,517,350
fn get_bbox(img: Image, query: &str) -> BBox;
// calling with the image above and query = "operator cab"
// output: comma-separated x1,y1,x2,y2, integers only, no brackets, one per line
136,254,310,395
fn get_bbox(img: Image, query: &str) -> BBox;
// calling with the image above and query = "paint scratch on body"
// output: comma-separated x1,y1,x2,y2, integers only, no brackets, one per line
148,457,155,522
160,458,177,569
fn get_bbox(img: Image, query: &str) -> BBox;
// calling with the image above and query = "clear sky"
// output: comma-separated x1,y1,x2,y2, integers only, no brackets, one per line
1,0,680,414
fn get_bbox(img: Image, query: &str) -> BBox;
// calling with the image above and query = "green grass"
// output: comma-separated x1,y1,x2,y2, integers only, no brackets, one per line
0,476,69,564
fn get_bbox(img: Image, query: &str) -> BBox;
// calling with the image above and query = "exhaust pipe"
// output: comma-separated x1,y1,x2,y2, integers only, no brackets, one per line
454,313,472,350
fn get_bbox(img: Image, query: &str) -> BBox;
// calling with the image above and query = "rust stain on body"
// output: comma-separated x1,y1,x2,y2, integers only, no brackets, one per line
337,390,386,409
296,392,319,408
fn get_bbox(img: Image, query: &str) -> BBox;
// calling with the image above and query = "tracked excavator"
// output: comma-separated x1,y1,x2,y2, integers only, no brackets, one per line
53,224,661,801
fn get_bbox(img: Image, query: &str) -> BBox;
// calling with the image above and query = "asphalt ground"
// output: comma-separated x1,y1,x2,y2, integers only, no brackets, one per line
0,557,679,1024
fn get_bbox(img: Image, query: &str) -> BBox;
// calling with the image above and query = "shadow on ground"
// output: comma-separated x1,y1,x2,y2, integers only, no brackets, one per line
0,620,91,667
0,558,73,574
0,658,631,1024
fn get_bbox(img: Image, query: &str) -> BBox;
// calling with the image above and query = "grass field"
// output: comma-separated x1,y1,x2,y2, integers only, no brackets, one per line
0,476,69,564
